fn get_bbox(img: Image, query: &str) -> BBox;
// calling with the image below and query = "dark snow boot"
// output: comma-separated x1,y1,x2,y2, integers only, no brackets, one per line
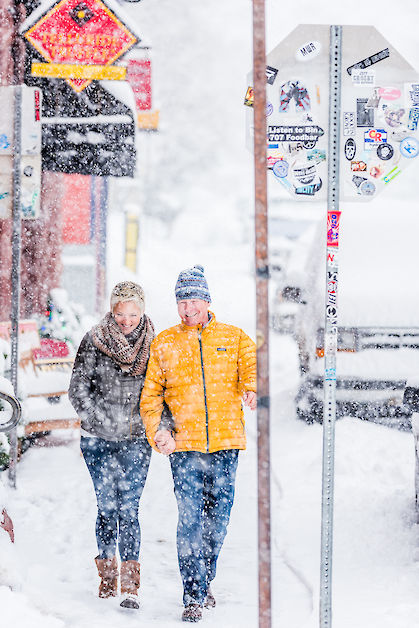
203,586,216,608
120,560,141,610
182,603,203,622
95,555,118,598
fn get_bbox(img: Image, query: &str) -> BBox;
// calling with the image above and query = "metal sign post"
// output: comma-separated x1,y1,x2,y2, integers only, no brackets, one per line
252,1,272,627
320,26,342,628
246,21,419,628
9,84,23,489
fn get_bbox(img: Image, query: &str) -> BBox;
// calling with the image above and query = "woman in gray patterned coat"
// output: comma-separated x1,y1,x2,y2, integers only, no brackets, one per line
69,281,162,610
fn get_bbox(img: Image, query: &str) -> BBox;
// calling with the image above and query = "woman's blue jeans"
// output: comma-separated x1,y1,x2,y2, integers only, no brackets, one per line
170,449,239,606
80,436,151,561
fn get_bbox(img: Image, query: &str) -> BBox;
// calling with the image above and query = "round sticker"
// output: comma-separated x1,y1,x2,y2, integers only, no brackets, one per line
359,180,376,196
376,143,394,160
400,136,419,158
344,138,356,161
369,165,383,178
272,160,289,178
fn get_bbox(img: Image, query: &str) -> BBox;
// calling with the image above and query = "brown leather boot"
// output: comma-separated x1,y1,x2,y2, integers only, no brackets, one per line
120,560,141,609
94,556,118,598
182,603,203,622
203,586,216,608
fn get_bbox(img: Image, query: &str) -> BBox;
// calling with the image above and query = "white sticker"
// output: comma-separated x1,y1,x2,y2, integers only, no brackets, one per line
295,40,321,62
343,112,355,137
325,332,337,355
404,82,419,108
352,69,376,87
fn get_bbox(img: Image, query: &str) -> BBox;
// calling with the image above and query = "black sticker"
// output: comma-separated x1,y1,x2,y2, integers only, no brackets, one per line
352,175,366,188
347,48,390,75
266,66,279,85
357,98,375,127
344,138,356,161
376,143,394,160
268,125,324,146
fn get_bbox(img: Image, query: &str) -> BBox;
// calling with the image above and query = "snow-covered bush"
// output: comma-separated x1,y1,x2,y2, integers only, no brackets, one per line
36,288,95,351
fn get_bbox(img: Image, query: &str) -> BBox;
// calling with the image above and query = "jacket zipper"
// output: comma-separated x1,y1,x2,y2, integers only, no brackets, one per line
198,331,210,452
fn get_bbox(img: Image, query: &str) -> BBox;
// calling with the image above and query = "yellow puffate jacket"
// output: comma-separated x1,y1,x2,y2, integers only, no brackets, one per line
140,313,257,453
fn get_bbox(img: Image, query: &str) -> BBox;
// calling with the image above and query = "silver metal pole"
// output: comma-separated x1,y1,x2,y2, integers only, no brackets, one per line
320,25,342,628
8,84,22,489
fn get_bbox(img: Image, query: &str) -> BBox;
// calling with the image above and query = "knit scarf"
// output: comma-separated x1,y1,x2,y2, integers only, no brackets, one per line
91,312,155,376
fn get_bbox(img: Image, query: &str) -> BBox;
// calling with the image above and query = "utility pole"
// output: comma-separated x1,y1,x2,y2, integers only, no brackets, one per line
252,1,272,627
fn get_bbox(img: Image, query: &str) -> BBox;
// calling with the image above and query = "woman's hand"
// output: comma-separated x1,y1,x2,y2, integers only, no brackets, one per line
154,428,176,455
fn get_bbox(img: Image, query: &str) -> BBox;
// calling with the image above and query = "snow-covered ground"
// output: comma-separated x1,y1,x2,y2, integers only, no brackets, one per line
1,330,418,627
2,0,419,626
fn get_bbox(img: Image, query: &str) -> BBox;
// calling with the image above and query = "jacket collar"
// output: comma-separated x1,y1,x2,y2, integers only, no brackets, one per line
179,311,215,333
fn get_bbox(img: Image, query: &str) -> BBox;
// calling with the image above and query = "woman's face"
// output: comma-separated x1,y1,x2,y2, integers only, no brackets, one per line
113,301,143,335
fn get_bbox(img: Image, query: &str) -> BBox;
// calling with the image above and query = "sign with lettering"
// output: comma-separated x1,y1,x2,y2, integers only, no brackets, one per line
126,58,152,111
246,25,419,201
23,0,138,92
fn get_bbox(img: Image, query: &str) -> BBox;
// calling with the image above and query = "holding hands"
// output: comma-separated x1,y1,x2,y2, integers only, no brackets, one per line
154,428,176,455
242,391,257,410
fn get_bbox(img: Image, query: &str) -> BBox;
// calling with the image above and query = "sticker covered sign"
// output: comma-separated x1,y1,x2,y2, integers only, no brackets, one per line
245,24,330,201
245,24,419,202
340,26,419,201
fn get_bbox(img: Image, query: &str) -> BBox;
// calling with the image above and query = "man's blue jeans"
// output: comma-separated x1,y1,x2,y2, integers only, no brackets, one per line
170,449,239,606
80,436,151,561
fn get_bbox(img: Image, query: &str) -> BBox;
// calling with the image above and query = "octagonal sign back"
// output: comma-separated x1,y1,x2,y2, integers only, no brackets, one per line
246,24,419,201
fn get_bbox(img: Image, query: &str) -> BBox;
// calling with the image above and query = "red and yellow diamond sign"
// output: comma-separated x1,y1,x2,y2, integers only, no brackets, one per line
24,0,138,92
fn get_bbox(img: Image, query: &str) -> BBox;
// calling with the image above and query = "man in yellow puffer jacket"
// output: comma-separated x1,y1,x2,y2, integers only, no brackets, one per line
140,265,256,623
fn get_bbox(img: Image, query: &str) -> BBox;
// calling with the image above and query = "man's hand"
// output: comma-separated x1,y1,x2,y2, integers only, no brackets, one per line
243,391,257,410
154,428,176,455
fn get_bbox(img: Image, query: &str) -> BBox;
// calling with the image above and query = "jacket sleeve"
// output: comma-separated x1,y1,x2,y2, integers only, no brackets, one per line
68,333,97,429
140,342,169,449
237,330,257,395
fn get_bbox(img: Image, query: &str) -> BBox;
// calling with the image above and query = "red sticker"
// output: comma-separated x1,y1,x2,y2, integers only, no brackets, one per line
327,210,341,247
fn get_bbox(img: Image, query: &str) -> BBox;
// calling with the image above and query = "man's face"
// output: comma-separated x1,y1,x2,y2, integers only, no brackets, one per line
177,299,210,327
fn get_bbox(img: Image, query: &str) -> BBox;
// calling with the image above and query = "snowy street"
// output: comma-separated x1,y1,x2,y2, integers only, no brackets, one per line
2,329,418,627
1,0,419,626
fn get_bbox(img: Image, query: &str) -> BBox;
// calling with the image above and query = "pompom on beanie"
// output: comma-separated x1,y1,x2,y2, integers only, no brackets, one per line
175,265,211,303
